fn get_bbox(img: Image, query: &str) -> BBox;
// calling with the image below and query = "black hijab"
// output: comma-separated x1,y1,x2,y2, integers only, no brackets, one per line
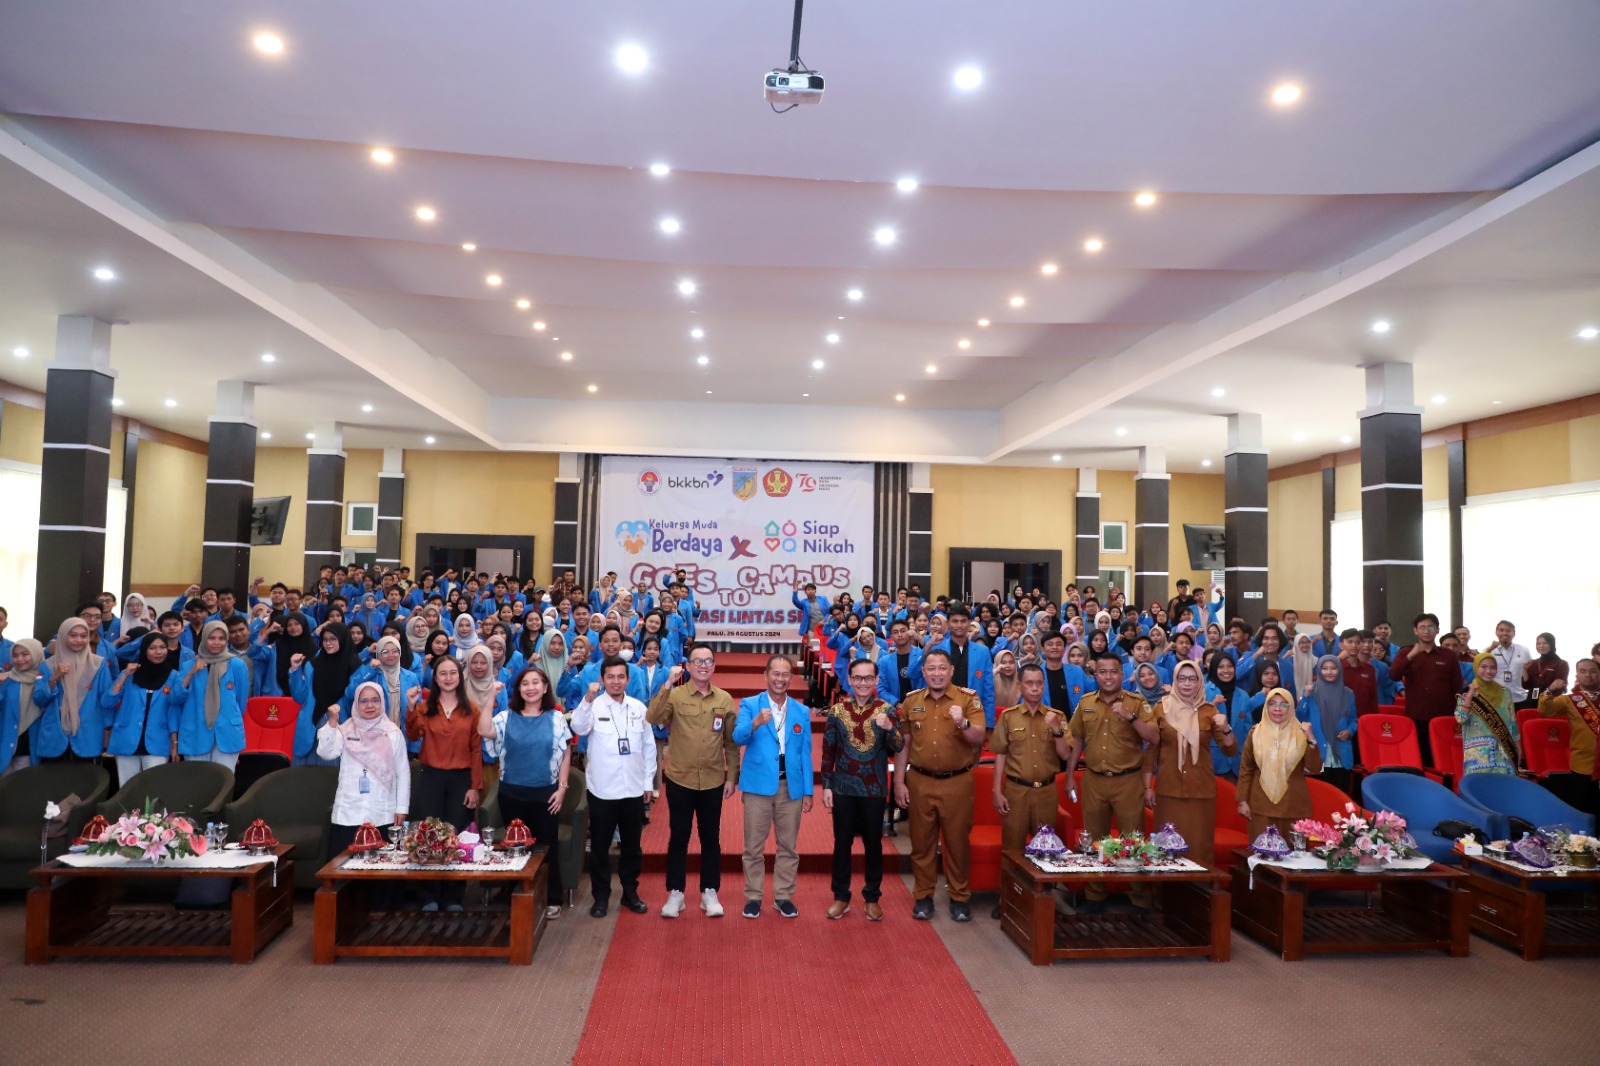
311,622,357,726
132,632,177,689
273,611,317,695
1207,653,1238,709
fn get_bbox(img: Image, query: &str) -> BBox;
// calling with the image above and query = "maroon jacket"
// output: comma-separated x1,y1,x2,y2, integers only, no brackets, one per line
1390,644,1464,720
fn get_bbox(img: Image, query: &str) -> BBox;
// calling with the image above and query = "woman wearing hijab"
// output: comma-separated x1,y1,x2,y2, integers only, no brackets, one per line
35,618,111,761
1146,659,1236,866
462,644,508,791
345,634,423,749
174,620,250,768
1299,655,1358,793
1131,662,1168,708
1236,688,1321,840
346,620,372,660
1245,661,1284,726
116,593,152,647
1521,633,1568,708
837,624,883,687
319,680,410,912
257,611,317,698
405,612,434,664
1456,652,1520,776
452,612,482,659
535,629,571,697
287,622,358,765
1205,653,1242,775
487,633,522,683
991,648,1021,710
1290,631,1319,703
1,639,51,773
102,633,182,784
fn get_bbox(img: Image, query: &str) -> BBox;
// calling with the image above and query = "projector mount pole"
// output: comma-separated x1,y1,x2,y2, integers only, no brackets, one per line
788,0,804,72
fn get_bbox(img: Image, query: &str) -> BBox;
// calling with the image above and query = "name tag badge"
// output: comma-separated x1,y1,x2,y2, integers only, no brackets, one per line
359,769,371,794
618,737,631,756
713,716,723,732
598,716,611,722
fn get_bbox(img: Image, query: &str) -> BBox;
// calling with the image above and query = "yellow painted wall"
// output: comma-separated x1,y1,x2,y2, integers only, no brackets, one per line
248,448,308,584
1267,471,1323,616
400,450,559,578
129,439,206,584
1421,445,1447,503
1334,462,1360,514
927,465,1224,598
1571,414,1600,484
1466,422,1575,496
0,400,44,465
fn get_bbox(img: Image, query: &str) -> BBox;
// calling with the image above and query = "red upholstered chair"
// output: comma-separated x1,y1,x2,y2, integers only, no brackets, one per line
1306,777,1370,823
243,696,299,759
1522,718,1573,777
968,763,1004,892
1211,777,1251,867
1354,714,1442,783
1515,707,1541,734
1428,717,1465,791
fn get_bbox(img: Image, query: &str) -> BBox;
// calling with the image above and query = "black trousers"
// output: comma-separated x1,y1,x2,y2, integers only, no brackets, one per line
412,765,473,906
588,792,645,904
665,778,724,893
498,782,563,905
831,794,887,903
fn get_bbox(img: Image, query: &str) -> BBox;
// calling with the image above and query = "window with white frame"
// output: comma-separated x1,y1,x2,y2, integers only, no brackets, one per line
1100,521,1127,554
346,502,378,537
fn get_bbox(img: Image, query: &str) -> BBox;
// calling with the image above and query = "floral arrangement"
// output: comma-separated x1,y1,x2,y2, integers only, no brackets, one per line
1096,832,1161,866
1563,834,1598,868
85,800,208,864
405,817,461,865
1293,803,1416,871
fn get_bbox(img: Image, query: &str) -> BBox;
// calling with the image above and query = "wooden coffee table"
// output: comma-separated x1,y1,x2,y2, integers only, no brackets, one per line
26,845,294,964
1460,853,1600,960
999,850,1231,964
1230,851,1469,960
313,848,548,965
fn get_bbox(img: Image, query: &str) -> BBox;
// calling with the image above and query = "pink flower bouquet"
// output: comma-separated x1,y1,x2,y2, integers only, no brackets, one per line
86,799,208,865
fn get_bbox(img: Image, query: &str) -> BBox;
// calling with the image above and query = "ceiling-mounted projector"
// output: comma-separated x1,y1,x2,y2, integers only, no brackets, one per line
764,70,824,105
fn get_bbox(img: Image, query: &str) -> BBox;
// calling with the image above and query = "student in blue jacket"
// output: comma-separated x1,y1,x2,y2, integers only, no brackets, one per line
1206,653,1244,776
1244,660,1285,727
102,633,183,784
1298,655,1358,794
791,582,831,639
558,626,649,706
343,634,423,752
0,639,51,772
732,654,814,918
173,620,251,769
287,622,359,764
34,618,112,761
876,619,925,706
927,604,996,727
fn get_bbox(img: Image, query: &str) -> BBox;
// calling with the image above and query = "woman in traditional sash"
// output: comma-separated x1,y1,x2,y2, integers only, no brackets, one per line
1455,652,1520,776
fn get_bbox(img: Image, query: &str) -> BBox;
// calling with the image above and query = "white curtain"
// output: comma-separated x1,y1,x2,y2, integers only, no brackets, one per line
0,466,127,641
1463,490,1600,662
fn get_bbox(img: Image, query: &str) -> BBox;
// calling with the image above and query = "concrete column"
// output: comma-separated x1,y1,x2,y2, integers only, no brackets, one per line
1134,447,1170,614
1359,363,1424,628
1074,468,1101,589
376,447,405,569
1224,413,1269,627
303,421,346,588
201,380,257,599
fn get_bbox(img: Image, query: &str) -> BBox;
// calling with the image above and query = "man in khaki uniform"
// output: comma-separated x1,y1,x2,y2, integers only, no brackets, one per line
892,648,986,922
990,663,1071,918
1065,655,1159,911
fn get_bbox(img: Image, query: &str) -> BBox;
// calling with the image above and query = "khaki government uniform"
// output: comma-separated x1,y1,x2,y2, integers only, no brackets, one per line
898,686,987,902
1069,689,1155,902
1145,699,1234,866
989,703,1067,854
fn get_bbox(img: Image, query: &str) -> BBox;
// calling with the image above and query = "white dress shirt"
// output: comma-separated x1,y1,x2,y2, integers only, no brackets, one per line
1488,641,1533,701
317,722,412,825
572,690,657,800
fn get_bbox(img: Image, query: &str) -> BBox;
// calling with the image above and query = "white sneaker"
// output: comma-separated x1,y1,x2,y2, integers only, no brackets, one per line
700,889,725,918
661,889,686,918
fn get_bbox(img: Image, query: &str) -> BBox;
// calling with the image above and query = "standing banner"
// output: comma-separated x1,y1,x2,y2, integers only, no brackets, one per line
596,456,875,643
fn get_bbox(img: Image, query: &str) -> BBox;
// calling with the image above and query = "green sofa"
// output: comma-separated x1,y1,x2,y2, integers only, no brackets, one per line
0,762,112,889
224,766,339,890
97,761,234,826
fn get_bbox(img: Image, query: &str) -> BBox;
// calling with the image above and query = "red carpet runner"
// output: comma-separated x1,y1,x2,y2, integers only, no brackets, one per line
572,873,1016,1066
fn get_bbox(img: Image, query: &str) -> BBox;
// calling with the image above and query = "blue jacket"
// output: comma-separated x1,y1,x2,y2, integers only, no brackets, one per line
638,661,674,739
1206,683,1246,775
557,659,650,707
174,657,251,756
791,591,831,638
32,661,113,759
927,637,996,726
0,674,57,766
1299,692,1358,770
1123,659,1173,686
102,677,182,757
732,692,814,799
875,646,925,705
342,663,424,749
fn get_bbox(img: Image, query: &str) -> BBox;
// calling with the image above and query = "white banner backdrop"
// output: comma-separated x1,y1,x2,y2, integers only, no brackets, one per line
596,456,875,643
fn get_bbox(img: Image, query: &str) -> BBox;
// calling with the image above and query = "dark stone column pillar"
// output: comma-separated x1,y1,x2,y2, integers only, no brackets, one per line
1223,414,1269,628
34,316,115,634
302,422,346,589
377,448,405,569
1133,448,1170,615
552,453,580,580
1359,363,1424,629
201,381,256,598
1074,469,1101,590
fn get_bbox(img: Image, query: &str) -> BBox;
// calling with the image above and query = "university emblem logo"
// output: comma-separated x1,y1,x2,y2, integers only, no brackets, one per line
732,467,757,501
763,467,793,497
637,470,661,496
1380,721,1393,737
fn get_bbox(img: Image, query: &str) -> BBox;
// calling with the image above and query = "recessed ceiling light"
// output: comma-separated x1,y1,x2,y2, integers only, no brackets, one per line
1210,386,1225,397
896,177,919,193
111,398,124,408
424,436,436,445
873,226,897,246
361,404,374,413
370,148,394,165
659,217,681,235
925,364,938,374
811,359,825,370
92,266,116,281
696,354,710,366
1051,454,1062,462
1201,459,1213,468
1431,394,1447,405
532,321,547,331
1083,237,1104,253
559,351,573,361
895,393,906,402
414,206,436,222
649,162,671,177
1340,435,1353,444
259,430,270,439
1292,431,1307,442
1009,295,1025,308
1270,83,1303,106
678,279,697,296
615,43,648,74
957,339,971,349
1491,400,1503,406
163,398,177,408
1040,263,1058,276
461,242,477,252
1114,426,1128,437
846,288,864,301
977,318,990,328
485,274,503,287
1134,191,1158,208
587,383,599,393
1578,326,1599,340
952,66,983,91
1370,319,1391,334
260,352,276,363
802,393,810,398
12,346,27,358
305,432,315,440
690,327,704,339
252,32,284,55
515,298,531,310
824,333,840,344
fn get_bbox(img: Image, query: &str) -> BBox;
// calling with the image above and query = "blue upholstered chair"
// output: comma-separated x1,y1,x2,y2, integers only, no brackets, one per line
1457,774,1596,840
1360,772,1491,866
